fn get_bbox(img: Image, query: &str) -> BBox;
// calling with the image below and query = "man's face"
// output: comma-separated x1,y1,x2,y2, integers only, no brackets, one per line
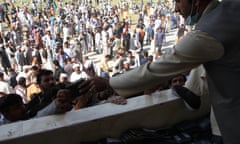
32,69,39,76
175,0,193,18
123,63,129,70
59,77,68,83
127,53,132,58
4,104,26,122
39,74,56,91
170,75,186,87
64,44,69,48
74,67,81,73
105,57,110,62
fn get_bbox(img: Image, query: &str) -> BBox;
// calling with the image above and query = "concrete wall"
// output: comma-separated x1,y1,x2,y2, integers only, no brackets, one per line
0,89,210,144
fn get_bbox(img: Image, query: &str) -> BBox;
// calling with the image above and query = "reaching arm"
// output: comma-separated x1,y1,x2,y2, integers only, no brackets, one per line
110,31,224,97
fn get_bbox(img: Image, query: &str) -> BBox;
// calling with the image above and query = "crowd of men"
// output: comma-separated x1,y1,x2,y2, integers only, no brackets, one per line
0,0,180,87
0,0,231,143
0,0,183,123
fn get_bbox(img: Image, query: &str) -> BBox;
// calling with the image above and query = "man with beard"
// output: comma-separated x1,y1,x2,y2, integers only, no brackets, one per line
26,69,72,117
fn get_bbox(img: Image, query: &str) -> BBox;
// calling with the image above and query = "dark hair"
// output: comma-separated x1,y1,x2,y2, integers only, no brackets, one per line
127,51,132,54
36,69,53,84
8,68,15,72
18,77,26,86
148,55,153,62
53,60,60,66
143,51,148,57
105,54,112,59
31,65,39,71
64,57,71,63
169,74,187,86
0,72,3,78
0,94,23,113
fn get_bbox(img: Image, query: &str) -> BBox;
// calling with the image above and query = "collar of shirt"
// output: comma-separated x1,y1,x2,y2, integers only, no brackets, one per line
202,0,219,16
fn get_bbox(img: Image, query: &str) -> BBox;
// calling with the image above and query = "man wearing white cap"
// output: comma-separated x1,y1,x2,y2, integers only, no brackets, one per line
59,73,70,85
70,63,89,82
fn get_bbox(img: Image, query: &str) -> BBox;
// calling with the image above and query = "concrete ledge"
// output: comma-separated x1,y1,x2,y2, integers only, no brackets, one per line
0,89,210,144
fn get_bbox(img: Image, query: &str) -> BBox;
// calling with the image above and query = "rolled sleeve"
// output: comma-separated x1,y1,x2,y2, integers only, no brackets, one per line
34,101,67,118
110,31,224,97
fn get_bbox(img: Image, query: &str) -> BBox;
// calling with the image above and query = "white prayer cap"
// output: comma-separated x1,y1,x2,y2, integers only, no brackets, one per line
60,73,68,78
72,63,80,69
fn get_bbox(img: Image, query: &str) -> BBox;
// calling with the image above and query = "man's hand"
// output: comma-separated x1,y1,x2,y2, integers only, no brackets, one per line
73,94,90,110
78,77,111,95
55,89,74,112
106,96,127,105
